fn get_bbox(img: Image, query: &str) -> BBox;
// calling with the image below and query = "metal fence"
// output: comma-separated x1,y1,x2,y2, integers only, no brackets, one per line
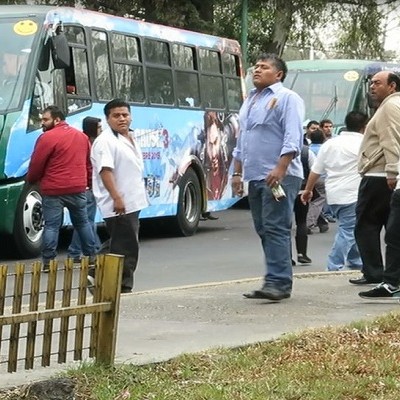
0,254,123,373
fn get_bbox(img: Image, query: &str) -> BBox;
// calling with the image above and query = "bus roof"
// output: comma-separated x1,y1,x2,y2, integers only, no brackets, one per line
287,59,400,74
0,5,241,53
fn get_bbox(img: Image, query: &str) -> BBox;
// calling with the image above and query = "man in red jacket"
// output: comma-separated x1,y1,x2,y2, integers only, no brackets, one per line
27,105,96,271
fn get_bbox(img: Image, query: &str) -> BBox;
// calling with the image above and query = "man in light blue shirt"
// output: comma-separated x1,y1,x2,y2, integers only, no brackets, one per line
232,53,304,301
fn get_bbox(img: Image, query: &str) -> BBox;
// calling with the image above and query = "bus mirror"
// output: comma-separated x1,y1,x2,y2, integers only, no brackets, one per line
38,41,50,71
50,33,70,69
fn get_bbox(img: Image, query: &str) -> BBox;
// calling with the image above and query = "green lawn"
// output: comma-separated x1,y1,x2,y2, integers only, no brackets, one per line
2,311,400,399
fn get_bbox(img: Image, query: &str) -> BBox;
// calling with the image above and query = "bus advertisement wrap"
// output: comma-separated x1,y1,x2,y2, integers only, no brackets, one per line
0,5,244,257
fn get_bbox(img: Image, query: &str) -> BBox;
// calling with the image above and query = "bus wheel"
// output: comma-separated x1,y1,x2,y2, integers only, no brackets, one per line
173,169,201,236
13,184,43,258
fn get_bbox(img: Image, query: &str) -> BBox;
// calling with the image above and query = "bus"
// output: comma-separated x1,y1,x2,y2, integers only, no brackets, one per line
0,5,244,258
245,59,400,133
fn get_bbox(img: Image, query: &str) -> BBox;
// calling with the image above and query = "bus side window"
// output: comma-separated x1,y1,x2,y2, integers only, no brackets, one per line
63,26,91,114
223,53,242,112
92,30,112,100
172,44,200,108
112,33,145,103
199,48,225,110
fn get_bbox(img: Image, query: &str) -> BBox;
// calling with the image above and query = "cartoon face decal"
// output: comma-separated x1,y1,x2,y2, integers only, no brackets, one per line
13,20,38,36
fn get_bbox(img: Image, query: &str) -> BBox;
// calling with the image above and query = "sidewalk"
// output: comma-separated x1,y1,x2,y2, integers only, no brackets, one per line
2,271,399,388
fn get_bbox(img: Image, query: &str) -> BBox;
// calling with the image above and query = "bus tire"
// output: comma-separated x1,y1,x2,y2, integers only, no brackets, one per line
173,169,201,236
13,184,43,258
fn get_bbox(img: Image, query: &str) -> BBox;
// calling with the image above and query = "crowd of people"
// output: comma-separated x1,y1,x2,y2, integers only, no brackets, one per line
232,53,400,302
26,52,400,302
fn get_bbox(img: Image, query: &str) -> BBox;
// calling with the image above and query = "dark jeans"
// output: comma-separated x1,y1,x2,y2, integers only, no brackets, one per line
100,211,140,290
68,189,101,258
42,193,96,264
248,176,302,294
355,176,392,281
384,189,400,286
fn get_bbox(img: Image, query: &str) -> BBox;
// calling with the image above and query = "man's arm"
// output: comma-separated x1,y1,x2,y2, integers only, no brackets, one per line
231,159,244,196
99,167,125,215
300,171,321,204
26,136,50,184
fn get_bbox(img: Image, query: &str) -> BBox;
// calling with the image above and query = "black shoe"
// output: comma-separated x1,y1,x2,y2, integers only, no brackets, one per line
349,277,382,285
121,286,132,294
359,283,400,299
291,259,296,266
43,264,50,273
72,257,81,264
319,224,329,233
325,216,336,223
297,254,312,264
243,286,290,301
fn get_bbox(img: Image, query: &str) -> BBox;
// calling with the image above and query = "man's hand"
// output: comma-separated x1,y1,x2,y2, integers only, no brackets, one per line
266,166,286,187
300,190,313,205
113,195,126,215
387,177,397,190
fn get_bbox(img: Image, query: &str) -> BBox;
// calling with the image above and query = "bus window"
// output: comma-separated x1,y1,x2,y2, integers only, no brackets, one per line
222,53,237,76
91,30,112,100
113,33,140,61
63,26,91,113
226,77,241,111
199,49,221,73
176,71,200,107
172,44,194,69
201,75,224,109
147,68,174,105
144,39,170,65
114,63,145,103
112,33,144,103
172,44,199,108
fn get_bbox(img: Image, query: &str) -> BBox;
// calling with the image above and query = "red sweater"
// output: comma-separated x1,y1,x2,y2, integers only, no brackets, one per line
27,121,92,195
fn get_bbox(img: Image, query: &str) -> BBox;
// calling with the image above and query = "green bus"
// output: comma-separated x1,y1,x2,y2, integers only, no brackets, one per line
245,59,400,133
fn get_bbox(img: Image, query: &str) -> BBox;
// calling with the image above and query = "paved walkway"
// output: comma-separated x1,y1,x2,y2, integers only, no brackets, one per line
1,271,399,389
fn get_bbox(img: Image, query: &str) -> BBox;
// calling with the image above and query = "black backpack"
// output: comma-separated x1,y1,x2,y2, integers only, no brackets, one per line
300,145,310,189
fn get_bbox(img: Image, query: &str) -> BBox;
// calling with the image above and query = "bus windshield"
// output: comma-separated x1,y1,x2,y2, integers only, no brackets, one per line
0,19,38,113
288,69,359,124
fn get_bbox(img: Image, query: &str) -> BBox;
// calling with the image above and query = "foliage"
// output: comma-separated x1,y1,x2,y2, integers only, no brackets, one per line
6,0,400,63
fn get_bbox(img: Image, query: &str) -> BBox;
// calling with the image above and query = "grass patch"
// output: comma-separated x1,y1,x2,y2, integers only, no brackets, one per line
3,312,400,399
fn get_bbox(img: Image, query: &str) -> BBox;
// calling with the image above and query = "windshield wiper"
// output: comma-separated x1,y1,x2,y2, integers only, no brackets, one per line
321,85,338,120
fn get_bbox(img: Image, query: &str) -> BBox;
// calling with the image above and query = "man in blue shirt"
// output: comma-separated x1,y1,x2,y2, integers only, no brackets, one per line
232,53,304,301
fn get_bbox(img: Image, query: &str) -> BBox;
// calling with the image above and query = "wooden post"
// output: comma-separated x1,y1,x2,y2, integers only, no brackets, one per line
96,254,123,365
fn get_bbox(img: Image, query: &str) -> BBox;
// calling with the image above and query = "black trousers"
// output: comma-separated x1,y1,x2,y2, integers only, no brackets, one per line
354,176,392,281
294,194,309,255
102,211,140,290
384,189,400,286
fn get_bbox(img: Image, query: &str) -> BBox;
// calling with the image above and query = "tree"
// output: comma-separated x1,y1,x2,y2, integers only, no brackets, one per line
10,0,399,62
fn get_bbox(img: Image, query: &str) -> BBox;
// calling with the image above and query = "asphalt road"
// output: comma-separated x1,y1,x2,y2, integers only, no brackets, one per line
0,208,340,292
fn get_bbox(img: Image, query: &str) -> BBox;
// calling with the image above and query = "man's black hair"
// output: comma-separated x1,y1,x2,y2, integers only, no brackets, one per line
306,120,319,129
309,129,325,144
43,105,65,121
103,98,131,117
388,72,400,92
256,53,288,82
345,111,368,133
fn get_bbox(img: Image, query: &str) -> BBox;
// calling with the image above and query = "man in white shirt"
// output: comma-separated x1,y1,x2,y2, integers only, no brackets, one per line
301,111,368,271
90,99,149,293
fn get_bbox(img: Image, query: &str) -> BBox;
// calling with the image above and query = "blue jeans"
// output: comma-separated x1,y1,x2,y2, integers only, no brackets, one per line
42,193,96,264
327,202,362,271
248,176,302,293
68,190,101,259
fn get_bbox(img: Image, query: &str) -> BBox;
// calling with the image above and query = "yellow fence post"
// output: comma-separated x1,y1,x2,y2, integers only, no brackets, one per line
95,254,123,365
